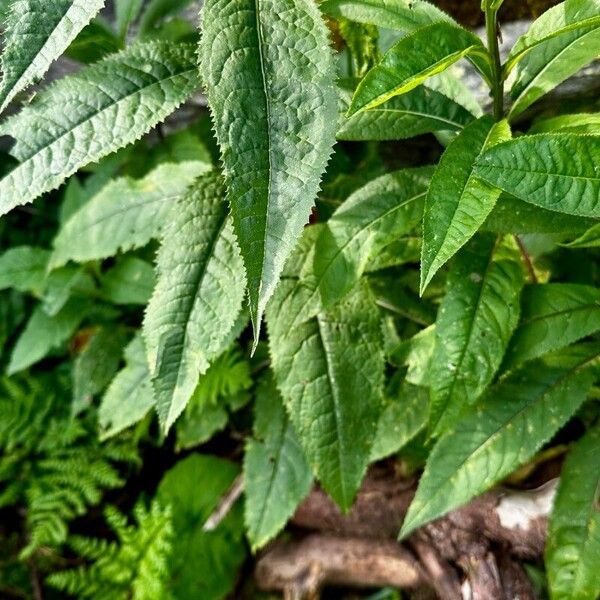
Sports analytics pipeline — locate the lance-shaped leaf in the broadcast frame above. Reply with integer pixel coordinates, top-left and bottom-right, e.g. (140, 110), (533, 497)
(244, 374), (312, 550)
(347, 22), (490, 117)
(314, 167), (432, 308)
(0, 246), (49, 294)
(0, 0), (105, 113)
(321, 0), (452, 32)
(50, 162), (208, 268)
(509, 20), (600, 118)
(401, 343), (600, 538)
(199, 0), (338, 340)
(506, 0), (600, 74)
(530, 112), (600, 134)
(475, 134), (600, 218)
(546, 425), (600, 600)
(505, 284), (600, 367)
(0, 41), (201, 217)
(143, 174), (246, 432)
(420, 117), (510, 294)
(268, 280), (385, 510)
(563, 222), (600, 248)
(428, 235), (524, 435)
(338, 82), (475, 141)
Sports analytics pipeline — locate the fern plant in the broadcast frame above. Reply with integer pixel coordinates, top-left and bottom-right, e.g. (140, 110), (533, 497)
(0, 0), (599, 597)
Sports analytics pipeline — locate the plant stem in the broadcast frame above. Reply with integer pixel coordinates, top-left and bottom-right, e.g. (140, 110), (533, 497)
(485, 7), (504, 121)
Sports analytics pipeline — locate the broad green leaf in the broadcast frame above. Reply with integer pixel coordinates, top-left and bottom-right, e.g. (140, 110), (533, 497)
(321, 0), (452, 32)
(484, 194), (597, 234)
(505, 284), (600, 367)
(41, 265), (95, 316)
(50, 162), (208, 268)
(562, 222), (600, 248)
(0, 0), (104, 113)
(530, 112), (600, 134)
(8, 299), (87, 374)
(420, 117), (510, 294)
(506, 0), (600, 74)
(347, 22), (490, 116)
(157, 454), (246, 600)
(475, 135), (600, 218)
(546, 425), (600, 600)
(0, 42), (202, 217)
(100, 257), (155, 306)
(0, 246), (49, 294)
(509, 21), (600, 118)
(338, 82), (476, 141)
(401, 344), (600, 538)
(99, 334), (154, 440)
(428, 235), (524, 435)
(200, 0), (338, 340)
(314, 167), (432, 308)
(244, 374), (312, 550)
(370, 382), (429, 462)
(143, 174), (246, 432)
(65, 17), (122, 64)
(72, 327), (129, 415)
(268, 281), (385, 509)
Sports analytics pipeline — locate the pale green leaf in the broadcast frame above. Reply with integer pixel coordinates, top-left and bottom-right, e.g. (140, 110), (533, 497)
(0, 246), (49, 294)
(42, 265), (95, 316)
(314, 167), (432, 308)
(100, 257), (155, 306)
(509, 20), (600, 118)
(348, 22), (490, 116)
(562, 222), (600, 247)
(0, 0), (104, 113)
(370, 382), (429, 462)
(475, 134), (600, 218)
(99, 334), (155, 440)
(546, 425), (600, 600)
(8, 299), (87, 374)
(530, 112), (600, 134)
(429, 235), (524, 435)
(268, 281), (385, 510)
(50, 162), (208, 268)
(338, 82), (476, 141)
(0, 41), (202, 217)
(505, 284), (600, 367)
(244, 374), (312, 550)
(143, 174), (246, 432)
(420, 117), (510, 294)
(401, 344), (600, 538)
(200, 0), (338, 339)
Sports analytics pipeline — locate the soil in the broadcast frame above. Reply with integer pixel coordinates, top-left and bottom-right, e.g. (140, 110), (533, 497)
(434, 0), (560, 26)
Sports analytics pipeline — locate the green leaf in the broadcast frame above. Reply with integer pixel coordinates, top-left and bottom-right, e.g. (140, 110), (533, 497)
(268, 281), (385, 509)
(50, 162), (208, 268)
(505, 284), (600, 367)
(244, 374), (312, 550)
(546, 425), (600, 600)
(65, 17), (122, 64)
(8, 299), (87, 374)
(0, 246), (49, 294)
(420, 117), (510, 294)
(509, 19), (600, 118)
(115, 0), (144, 38)
(321, 0), (453, 32)
(314, 167), (432, 308)
(156, 454), (246, 600)
(199, 0), (338, 340)
(563, 222), (600, 248)
(41, 265), (95, 316)
(400, 344), (600, 538)
(347, 22), (490, 117)
(475, 134), (600, 218)
(0, 41), (202, 217)
(338, 82), (476, 141)
(428, 235), (524, 435)
(143, 174), (246, 432)
(139, 0), (193, 33)
(72, 327), (129, 416)
(0, 0), (105, 113)
(100, 257), (155, 306)
(530, 112), (600, 134)
(370, 382), (429, 462)
(506, 0), (600, 74)
(99, 334), (155, 440)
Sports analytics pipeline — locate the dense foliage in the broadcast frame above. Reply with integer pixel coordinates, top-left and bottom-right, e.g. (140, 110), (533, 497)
(0, 0), (599, 598)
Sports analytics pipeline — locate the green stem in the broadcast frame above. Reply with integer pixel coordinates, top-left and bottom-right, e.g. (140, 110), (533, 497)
(485, 7), (504, 121)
